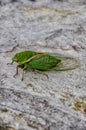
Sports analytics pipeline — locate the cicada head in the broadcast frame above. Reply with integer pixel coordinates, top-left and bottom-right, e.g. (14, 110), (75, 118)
(12, 50), (37, 64)
(12, 53), (20, 63)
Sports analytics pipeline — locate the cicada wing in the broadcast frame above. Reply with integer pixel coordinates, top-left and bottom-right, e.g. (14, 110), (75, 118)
(52, 57), (80, 71)
(46, 53), (80, 71)
(46, 52), (70, 58)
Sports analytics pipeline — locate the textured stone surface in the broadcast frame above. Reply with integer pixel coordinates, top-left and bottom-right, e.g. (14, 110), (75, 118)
(0, 0), (86, 130)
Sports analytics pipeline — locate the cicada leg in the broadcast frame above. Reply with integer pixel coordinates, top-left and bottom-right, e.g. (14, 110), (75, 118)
(7, 61), (14, 65)
(13, 65), (19, 78)
(34, 69), (49, 79)
(21, 65), (28, 81)
(21, 69), (24, 81)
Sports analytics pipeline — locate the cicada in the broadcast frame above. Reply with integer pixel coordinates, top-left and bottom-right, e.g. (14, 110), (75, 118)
(12, 50), (80, 80)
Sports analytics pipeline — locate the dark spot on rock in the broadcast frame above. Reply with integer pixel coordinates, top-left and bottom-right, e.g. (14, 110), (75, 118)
(11, 0), (18, 2)
(1, 108), (8, 113)
(29, 0), (36, 2)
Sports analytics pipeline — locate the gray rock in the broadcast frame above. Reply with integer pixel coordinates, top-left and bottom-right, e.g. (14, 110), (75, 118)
(0, 0), (86, 130)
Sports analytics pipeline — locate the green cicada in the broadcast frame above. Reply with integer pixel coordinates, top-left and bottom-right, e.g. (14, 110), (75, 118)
(12, 50), (80, 80)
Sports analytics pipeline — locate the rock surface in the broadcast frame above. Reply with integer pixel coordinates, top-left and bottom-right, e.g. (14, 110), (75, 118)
(0, 0), (86, 130)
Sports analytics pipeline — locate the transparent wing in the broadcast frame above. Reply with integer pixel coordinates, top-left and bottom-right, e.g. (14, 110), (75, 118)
(45, 52), (80, 71)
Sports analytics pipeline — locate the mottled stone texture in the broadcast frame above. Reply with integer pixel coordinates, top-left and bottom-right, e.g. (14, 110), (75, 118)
(0, 0), (86, 130)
